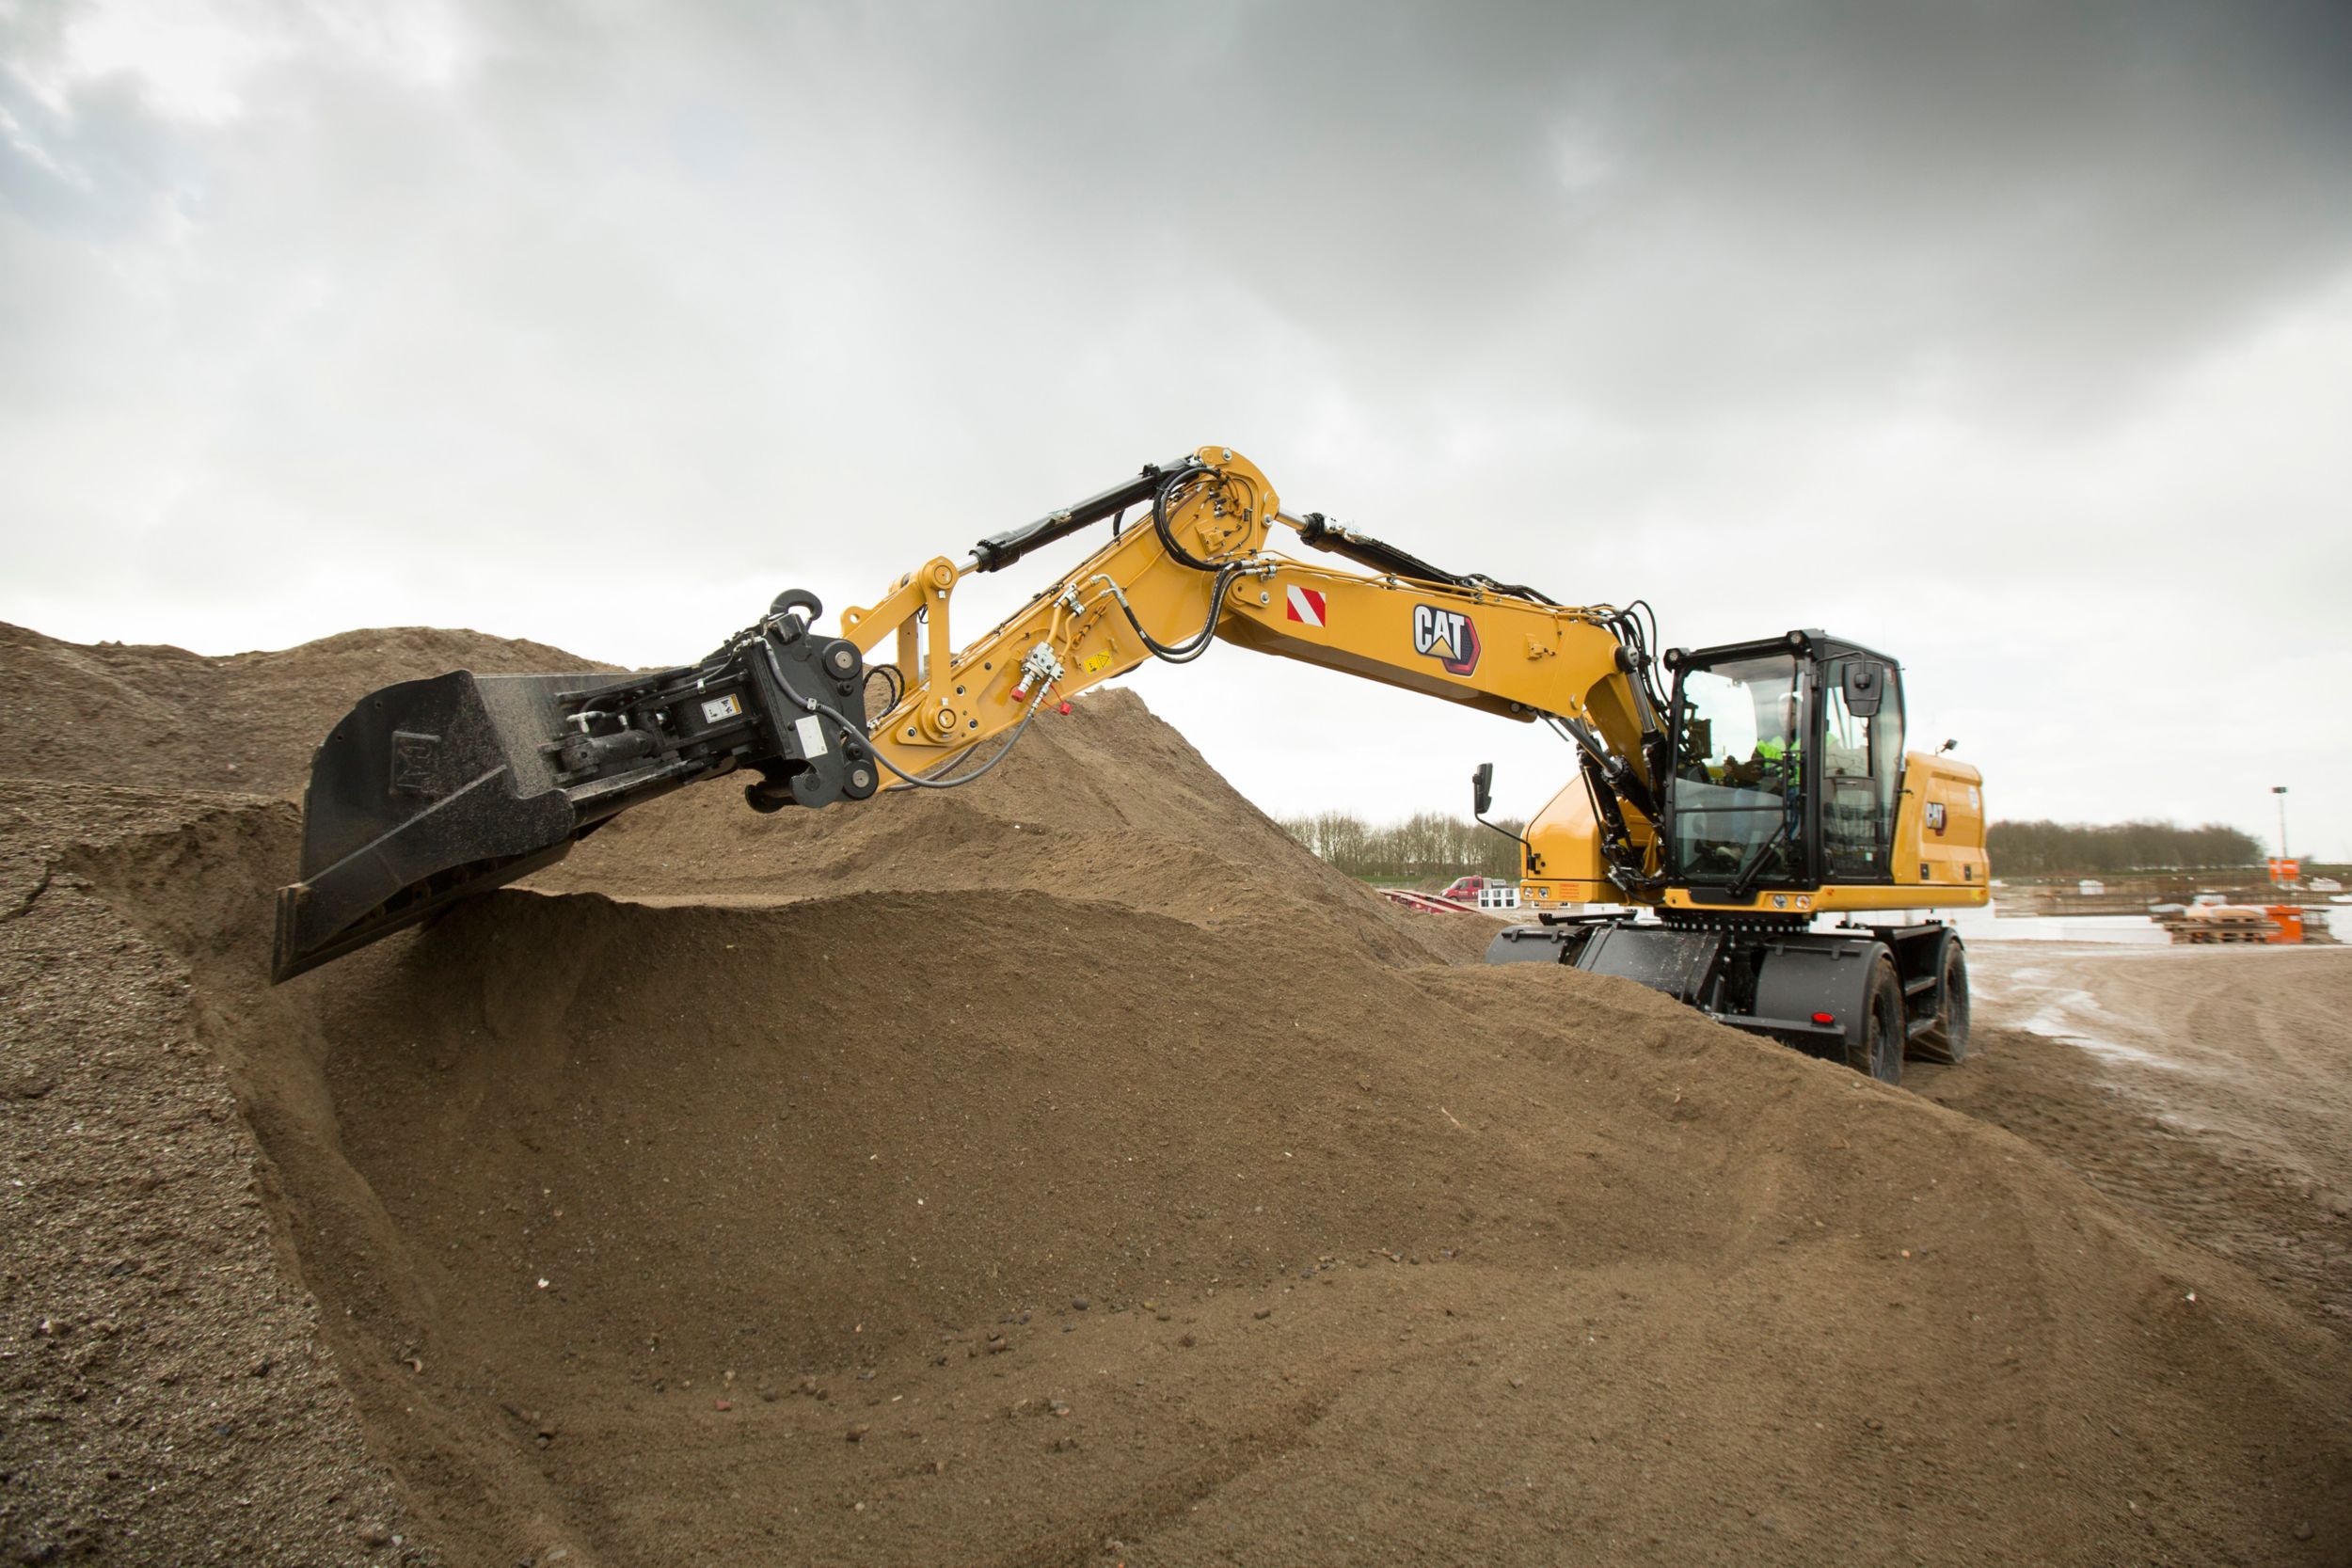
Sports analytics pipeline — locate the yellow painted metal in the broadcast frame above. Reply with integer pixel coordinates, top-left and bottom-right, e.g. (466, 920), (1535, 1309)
(1890, 753), (1991, 897)
(1214, 560), (1640, 739)
(1506, 774), (1650, 906)
(843, 448), (1279, 777)
(835, 443), (1989, 913)
(842, 555), (961, 693)
(1522, 777), (1612, 893)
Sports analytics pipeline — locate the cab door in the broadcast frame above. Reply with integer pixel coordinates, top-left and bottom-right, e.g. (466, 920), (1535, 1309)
(1818, 657), (1904, 882)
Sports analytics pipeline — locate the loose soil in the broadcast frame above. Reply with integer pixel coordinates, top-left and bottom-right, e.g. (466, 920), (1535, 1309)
(0, 622), (612, 799)
(1912, 941), (2352, 1334)
(3, 623), (2347, 1567)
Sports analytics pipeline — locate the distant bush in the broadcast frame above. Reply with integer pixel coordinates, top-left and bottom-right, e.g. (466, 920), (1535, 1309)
(1986, 819), (2263, 877)
(1277, 810), (1525, 883)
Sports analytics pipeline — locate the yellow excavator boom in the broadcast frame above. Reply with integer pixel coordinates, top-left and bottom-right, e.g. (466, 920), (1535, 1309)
(270, 444), (1987, 1084)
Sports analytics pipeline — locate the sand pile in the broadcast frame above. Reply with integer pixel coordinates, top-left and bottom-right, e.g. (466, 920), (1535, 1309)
(529, 686), (1489, 968)
(3, 623), (2348, 1567)
(0, 622), (612, 797)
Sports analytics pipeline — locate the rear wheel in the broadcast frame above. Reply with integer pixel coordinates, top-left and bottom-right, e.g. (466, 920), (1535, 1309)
(1844, 954), (1904, 1085)
(1910, 941), (1972, 1064)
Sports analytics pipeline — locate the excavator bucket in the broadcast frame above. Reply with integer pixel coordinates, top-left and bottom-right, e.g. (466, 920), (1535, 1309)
(270, 669), (619, 983)
(271, 591), (884, 984)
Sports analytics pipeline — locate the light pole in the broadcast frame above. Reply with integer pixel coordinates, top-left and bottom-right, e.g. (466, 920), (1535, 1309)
(2272, 785), (2289, 860)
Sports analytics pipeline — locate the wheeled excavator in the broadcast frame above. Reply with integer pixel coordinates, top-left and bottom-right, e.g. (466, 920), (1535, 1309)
(271, 447), (1990, 1083)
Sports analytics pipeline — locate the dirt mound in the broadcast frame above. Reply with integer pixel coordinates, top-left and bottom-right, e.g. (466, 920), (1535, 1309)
(0, 617), (1478, 966)
(0, 783), (415, 1565)
(532, 687), (1491, 968)
(4, 623), (2349, 1566)
(0, 622), (614, 798)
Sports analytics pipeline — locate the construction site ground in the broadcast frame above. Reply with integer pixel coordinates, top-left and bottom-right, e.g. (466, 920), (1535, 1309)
(2, 622), (2347, 1568)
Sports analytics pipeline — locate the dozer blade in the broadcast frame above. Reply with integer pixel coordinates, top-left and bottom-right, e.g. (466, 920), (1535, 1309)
(270, 669), (628, 983)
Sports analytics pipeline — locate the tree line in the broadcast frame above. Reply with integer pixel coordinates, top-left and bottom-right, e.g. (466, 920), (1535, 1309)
(1280, 810), (2265, 884)
(1277, 811), (1527, 883)
(1983, 819), (2264, 877)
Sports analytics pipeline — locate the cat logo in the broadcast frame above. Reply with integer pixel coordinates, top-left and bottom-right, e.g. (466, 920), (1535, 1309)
(389, 730), (440, 796)
(1925, 801), (1947, 835)
(1411, 604), (1481, 676)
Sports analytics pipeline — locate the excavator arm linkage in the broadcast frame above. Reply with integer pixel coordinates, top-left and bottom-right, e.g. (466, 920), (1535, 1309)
(270, 446), (1666, 982)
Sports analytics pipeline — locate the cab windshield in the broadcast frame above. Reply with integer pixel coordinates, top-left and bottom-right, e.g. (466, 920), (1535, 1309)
(1670, 652), (1805, 885)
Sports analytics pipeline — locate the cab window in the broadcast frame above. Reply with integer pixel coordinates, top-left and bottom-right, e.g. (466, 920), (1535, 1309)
(1670, 653), (1805, 885)
(1819, 658), (1904, 880)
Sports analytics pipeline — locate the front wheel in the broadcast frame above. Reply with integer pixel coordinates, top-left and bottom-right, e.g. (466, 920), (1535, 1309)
(1910, 941), (1972, 1065)
(1844, 954), (1904, 1085)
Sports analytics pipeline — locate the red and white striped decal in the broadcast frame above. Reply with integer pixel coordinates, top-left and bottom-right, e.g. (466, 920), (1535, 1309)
(1284, 585), (1327, 627)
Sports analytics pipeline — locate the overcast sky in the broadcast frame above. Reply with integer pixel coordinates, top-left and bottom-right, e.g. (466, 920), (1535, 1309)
(5, 0), (2349, 857)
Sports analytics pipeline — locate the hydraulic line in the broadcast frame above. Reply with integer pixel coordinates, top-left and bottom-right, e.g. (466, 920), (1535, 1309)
(861, 662), (906, 719)
(1087, 564), (1248, 664)
(859, 549), (1248, 789)
(850, 557), (1249, 791)
(1152, 467), (1220, 572)
(762, 486), (1251, 798)
(760, 622), (1047, 793)
(822, 695), (1046, 792)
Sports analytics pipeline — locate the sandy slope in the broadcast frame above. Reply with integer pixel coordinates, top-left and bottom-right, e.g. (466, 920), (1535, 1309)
(3, 623), (2347, 1567)
(1915, 940), (2352, 1335)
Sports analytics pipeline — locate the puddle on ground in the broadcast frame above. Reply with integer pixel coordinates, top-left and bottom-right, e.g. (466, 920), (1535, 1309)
(2009, 985), (2200, 1074)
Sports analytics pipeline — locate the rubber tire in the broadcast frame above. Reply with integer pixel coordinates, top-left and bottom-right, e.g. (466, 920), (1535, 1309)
(1910, 942), (1973, 1065)
(1844, 954), (1905, 1085)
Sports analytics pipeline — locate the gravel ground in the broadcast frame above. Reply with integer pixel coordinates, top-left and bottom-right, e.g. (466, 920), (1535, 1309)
(1, 783), (424, 1566)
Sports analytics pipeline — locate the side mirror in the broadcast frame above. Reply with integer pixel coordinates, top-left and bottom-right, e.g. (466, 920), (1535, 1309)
(1841, 660), (1885, 719)
(1938, 738), (1958, 754)
(1471, 761), (1495, 818)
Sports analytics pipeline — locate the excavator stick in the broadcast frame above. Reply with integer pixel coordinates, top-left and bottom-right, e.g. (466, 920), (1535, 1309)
(269, 595), (882, 982)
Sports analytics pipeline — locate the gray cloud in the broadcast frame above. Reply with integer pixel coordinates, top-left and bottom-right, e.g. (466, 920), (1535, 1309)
(3, 0), (2348, 852)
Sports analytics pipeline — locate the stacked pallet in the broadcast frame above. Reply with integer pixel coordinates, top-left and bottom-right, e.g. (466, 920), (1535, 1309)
(2164, 904), (2279, 943)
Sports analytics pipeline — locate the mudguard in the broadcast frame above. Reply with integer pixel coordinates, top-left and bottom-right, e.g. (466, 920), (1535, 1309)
(1748, 935), (1883, 1047)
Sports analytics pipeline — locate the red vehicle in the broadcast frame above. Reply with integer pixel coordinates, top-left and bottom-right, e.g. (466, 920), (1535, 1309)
(1439, 875), (1492, 903)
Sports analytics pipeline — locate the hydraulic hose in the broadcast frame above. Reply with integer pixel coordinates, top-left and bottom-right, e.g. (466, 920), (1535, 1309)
(1088, 564), (1246, 664)
(812, 695), (1046, 791)
(760, 622), (1048, 793)
(1152, 468), (1220, 573)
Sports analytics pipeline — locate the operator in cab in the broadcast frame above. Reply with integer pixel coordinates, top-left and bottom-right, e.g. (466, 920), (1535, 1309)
(1755, 691), (1804, 780)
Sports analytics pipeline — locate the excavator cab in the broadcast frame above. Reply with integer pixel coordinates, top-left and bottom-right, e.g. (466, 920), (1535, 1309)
(1492, 627), (1981, 1082)
(1659, 630), (1905, 899)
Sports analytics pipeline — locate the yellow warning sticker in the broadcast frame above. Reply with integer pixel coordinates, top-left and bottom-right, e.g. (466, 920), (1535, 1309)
(1081, 651), (1112, 674)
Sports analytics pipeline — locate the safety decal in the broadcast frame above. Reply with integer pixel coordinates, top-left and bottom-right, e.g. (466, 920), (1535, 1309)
(699, 693), (743, 724)
(1926, 801), (1947, 835)
(1081, 650), (1113, 674)
(1411, 603), (1481, 676)
(1284, 586), (1327, 627)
